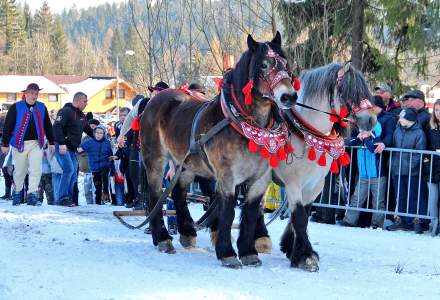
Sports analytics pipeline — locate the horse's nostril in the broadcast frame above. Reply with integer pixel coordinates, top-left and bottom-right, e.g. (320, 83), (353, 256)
(281, 93), (297, 105)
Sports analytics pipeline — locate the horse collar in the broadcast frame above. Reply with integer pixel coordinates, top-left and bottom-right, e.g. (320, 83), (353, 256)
(220, 85), (294, 168)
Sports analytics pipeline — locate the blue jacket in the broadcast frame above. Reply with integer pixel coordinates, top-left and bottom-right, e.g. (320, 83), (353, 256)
(80, 138), (113, 172)
(349, 122), (383, 178)
(10, 100), (46, 152)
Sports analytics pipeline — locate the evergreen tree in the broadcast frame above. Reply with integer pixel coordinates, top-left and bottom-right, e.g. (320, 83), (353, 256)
(51, 17), (68, 74)
(34, 0), (53, 36)
(23, 2), (32, 38)
(0, 0), (24, 55)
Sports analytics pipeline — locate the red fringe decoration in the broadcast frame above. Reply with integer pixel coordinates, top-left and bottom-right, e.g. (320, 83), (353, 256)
(330, 159), (339, 174)
(213, 78), (224, 93)
(317, 152), (326, 166)
(270, 155), (279, 168)
(338, 152), (351, 166)
(329, 109), (339, 123)
(242, 79), (254, 105)
(339, 120), (348, 127)
(260, 146), (270, 159)
(339, 105), (348, 118)
(248, 140), (259, 153)
(179, 82), (189, 92)
(284, 142), (294, 154)
(277, 146), (287, 161)
(293, 77), (301, 91)
(131, 116), (140, 130)
(308, 146), (316, 161)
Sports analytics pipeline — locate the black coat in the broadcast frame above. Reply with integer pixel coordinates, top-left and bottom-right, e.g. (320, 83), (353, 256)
(53, 103), (93, 151)
(417, 108), (431, 135)
(426, 125), (440, 183)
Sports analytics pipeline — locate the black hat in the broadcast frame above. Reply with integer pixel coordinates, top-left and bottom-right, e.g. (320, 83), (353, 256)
(371, 95), (386, 109)
(88, 119), (100, 126)
(148, 81), (169, 93)
(22, 83), (42, 92)
(131, 94), (145, 106)
(399, 107), (417, 122)
(404, 90), (425, 102)
(85, 112), (94, 121)
(188, 83), (206, 94)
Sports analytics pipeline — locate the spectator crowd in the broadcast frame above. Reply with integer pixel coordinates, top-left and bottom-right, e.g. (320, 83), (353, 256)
(0, 81), (439, 236)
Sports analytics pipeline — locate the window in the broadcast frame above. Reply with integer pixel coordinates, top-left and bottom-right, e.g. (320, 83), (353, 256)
(48, 94), (58, 102)
(6, 93), (16, 101)
(105, 89), (113, 99)
(117, 89), (125, 99)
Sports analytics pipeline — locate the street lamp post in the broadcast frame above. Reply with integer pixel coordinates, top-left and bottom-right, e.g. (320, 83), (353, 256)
(116, 50), (135, 120)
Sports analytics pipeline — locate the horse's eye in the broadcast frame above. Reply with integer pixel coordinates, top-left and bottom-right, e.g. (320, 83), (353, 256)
(261, 62), (269, 70)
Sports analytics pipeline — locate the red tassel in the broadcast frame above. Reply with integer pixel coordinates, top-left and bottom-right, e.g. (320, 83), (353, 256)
(317, 152), (326, 166)
(308, 147), (316, 161)
(277, 146), (287, 160)
(270, 155), (279, 168)
(338, 152), (351, 167)
(179, 82), (189, 92)
(339, 105), (348, 119)
(293, 77), (301, 91)
(330, 159), (339, 174)
(339, 120), (348, 128)
(213, 78), (224, 93)
(329, 109), (339, 123)
(131, 116), (140, 130)
(248, 139), (259, 153)
(242, 79), (254, 105)
(260, 146), (270, 159)
(284, 142), (294, 154)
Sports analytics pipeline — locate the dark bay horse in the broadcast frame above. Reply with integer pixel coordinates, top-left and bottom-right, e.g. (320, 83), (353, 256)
(139, 32), (297, 268)
(252, 62), (376, 271)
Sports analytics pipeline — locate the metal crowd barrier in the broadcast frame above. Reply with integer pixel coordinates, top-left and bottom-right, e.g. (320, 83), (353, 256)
(313, 146), (440, 235)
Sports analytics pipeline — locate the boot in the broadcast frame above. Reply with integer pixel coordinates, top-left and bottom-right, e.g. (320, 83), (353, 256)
(27, 193), (42, 206)
(12, 192), (21, 206)
(0, 186), (11, 199)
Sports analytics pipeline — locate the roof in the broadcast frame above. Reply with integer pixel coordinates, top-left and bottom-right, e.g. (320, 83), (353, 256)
(44, 75), (88, 85)
(0, 75), (65, 94)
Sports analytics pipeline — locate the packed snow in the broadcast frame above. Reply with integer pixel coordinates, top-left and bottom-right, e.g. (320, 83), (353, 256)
(1, 179), (439, 300)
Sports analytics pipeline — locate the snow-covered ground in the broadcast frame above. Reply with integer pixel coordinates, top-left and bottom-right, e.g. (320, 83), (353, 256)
(1, 188), (440, 300)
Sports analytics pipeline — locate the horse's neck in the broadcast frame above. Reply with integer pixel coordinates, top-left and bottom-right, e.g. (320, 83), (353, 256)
(297, 94), (334, 134)
(248, 100), (272, 127)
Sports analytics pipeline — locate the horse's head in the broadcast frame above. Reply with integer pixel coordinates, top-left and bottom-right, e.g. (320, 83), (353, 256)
(231, 32), (297, 109)
(334, 63), (376, 132)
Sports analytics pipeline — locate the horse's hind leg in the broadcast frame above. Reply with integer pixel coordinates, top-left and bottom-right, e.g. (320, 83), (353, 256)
(172, 174), (197, 248)
(281, 203), (319, 272)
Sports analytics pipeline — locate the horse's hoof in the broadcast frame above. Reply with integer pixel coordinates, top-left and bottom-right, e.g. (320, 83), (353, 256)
(255, 236), (272, 254)
(157, 240), (176, 254)
(295, 254), (319, 272)
(221, 256), (242, 269)
(241, 254), (262, 267)
(179, 235), (196, 249)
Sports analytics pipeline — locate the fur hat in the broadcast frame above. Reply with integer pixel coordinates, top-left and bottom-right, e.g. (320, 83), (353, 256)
(399, 107), (417, 122)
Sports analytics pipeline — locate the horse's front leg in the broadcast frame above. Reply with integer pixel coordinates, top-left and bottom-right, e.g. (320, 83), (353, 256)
(216, 191), (241, 268)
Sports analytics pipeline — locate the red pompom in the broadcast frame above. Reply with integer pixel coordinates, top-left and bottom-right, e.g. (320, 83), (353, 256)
(242, 79), (254, 105)
(329, 109), (339, 123)
(270, 155), (279, 168)
(317, 152), (327, 166)
(293, 77), (301, 91)
(260, 146), (270, 159)
(284, 142), (294, 154)
(330, 159), (339, 174)
(338, 152), (351, 166)
(248, 139), (259, 153)
(339, 105), (348, 119)
(308, 146), (316, 161)
(213, 78), (224, 93)
(277, 146), (287, 161)
(131, 116), (140, 130)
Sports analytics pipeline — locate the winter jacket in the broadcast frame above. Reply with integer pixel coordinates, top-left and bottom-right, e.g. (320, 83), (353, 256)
(80, 137), (113, 173)
(426, 124), (440, 183)
(386, 99), (401, 115)
(377, 110), (397, 147)
(349, 122), (383, 178)
(78, 135), (92, 173)
(391, 122), (426, 176)
(53, 103), (93, 151)
(416, 108), (431, 135)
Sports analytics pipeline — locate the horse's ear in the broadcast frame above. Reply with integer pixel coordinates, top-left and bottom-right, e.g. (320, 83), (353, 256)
(247, 34), (258, 52)
(271, 31), (282, 47)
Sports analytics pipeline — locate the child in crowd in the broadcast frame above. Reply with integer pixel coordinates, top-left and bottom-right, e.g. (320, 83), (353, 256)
(38, 143), (55, 205)
(78, 125), (116, 205)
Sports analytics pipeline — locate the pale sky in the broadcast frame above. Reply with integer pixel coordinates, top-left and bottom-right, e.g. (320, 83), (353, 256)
(20, 0), (127, 14)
